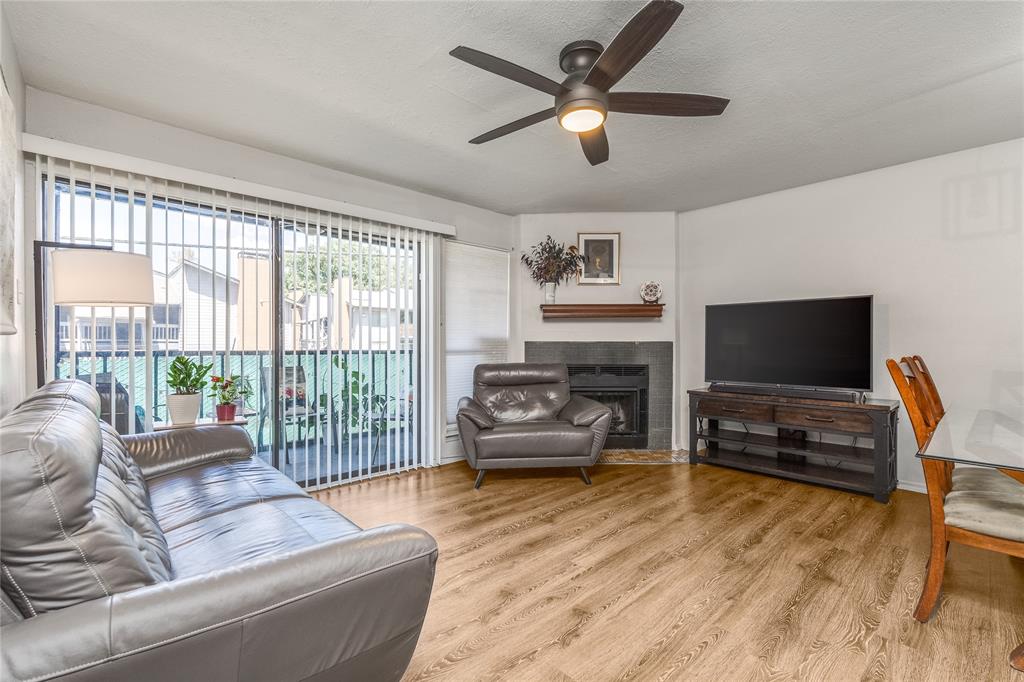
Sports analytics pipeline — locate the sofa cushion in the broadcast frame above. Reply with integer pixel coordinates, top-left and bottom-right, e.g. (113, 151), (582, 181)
(475, 421), (594, 459)
(945, 466), (1024, 542)
(96, 421), (173, 578)
(166, 497), (362, 579)
(0, 387), (170, 615)
(148, 458), (309, 532)
(16, 378), (101, 416)
(1, 591), (22, 625)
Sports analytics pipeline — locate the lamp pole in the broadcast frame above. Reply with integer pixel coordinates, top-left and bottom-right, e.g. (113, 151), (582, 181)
(33, 240), (114, 387)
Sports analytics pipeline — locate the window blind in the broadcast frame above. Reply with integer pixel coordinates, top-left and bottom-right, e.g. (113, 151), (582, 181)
(444, 241), (510, 424)
(31, 153), (443, 490)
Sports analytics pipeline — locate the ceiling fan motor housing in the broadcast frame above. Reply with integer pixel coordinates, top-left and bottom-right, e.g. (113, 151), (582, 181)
(557, 42), (609, 123)
(555, 72), (609, 122)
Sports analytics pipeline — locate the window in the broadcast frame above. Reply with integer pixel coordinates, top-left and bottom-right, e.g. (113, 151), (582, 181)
(444, 242), (510, 424)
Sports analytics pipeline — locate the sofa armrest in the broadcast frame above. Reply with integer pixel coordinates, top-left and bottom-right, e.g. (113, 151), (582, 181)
(1, 524), (438, 682)
(559, 395), (612, 427)
(122, 425), (254, 479)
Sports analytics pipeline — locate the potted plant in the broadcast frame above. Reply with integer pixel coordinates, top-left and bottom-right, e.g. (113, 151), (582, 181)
(209, 374), (252, 422)
(520, 235), (585, 304)
(165, 356), (213, 424)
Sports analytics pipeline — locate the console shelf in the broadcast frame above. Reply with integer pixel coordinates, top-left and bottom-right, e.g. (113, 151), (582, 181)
(704, 445), (876, 495)
(698, 427), (874, 464)
(688, 388), (899, 502)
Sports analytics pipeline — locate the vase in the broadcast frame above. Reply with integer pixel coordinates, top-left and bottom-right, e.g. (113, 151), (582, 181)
(543, 282), (557, 304)
(167, 393), (201, 425)
(216, 403), (237, 422)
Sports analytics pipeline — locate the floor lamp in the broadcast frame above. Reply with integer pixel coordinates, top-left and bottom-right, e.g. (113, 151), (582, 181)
(34, 240), (154, 387)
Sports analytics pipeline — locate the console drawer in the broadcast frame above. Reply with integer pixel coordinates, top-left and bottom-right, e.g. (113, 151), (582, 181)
(696, 399), (773, 423)
(774, 406), (873, 434)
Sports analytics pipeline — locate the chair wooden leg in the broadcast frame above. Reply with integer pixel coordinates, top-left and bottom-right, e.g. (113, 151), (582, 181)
(914, 526), (948, 622)
(579, 467), (592, 485)
(473, 470), (486, 489)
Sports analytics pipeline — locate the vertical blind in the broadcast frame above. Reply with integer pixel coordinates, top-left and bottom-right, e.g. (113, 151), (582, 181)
(444, 241), (510, 424)
(32, 153), (443, 489)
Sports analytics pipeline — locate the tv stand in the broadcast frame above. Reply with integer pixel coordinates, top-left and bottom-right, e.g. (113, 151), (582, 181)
(688, 388), (899, 502)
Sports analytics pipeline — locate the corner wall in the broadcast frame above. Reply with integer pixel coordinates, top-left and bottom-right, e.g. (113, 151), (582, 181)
(512, 211), (681, 446)
(677, 138), (1024, 491)
(513, 212), (678, 347)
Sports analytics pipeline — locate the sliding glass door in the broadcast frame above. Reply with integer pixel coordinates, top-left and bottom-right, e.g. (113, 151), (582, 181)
(36, 155), (439, 488)
(275, 213), (424, 486)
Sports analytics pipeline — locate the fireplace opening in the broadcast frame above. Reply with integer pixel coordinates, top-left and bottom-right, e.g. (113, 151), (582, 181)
(567, 365), (649, 449)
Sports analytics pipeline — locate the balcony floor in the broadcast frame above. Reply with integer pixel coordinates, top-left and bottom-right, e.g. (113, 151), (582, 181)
(254, 431), (416, 486)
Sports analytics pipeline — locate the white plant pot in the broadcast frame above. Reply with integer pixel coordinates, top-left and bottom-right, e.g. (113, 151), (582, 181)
(167, 393), (201, 425)
(543, 282), (557, 304)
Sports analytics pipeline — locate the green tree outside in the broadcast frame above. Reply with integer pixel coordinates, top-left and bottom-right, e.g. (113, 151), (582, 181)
(284, 243), (414, 294)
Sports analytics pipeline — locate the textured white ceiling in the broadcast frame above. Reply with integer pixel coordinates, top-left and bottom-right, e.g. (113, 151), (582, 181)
(5, 1), (1022, 214)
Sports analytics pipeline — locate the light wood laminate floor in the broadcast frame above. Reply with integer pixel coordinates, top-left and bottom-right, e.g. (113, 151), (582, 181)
(314, 460), (1024, 681)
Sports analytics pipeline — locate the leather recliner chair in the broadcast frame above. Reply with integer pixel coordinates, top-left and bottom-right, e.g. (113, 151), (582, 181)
(456, 363), (613, 488)
(0, 380), (437, 681)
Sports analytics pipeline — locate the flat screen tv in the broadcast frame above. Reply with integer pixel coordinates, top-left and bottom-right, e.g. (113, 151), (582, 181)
(705, 296), (873, 391)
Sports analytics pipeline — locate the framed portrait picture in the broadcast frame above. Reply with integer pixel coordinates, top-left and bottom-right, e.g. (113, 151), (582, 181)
(577, 232), (620, 285)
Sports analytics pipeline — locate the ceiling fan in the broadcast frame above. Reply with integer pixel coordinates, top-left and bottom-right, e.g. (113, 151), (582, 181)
(449, 0), (729, 166)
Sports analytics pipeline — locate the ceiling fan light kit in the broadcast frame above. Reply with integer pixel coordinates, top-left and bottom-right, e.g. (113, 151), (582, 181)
(450, 0), (729, 166)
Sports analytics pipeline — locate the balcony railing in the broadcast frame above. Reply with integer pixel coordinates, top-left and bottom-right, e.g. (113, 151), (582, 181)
(55, 349), (415, 486)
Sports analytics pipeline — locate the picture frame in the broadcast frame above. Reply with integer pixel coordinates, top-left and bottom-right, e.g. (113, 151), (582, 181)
(577, 232), (620, 285)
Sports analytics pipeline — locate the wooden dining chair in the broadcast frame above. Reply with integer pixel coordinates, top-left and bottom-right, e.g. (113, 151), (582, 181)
(887, 356), (1024, 623)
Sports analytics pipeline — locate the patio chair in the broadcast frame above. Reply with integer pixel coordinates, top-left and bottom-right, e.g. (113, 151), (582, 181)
(258, 365), (332, 464)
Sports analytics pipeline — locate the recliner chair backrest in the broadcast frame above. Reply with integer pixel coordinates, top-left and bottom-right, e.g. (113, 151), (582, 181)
(473, 363), (570, 423)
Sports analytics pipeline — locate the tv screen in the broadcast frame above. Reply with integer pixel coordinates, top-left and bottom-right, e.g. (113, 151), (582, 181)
(705, 296), (873, 391)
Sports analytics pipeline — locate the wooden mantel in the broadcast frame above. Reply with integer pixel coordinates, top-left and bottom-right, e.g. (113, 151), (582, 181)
(540, 303), (665, 319)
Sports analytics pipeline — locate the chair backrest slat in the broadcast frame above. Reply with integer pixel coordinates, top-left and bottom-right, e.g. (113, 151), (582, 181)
(886, 357), (933, 449)
(910, 355), (945, 421)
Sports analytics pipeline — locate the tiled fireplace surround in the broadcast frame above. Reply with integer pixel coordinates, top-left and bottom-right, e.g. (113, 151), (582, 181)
(524, 342), (673, 450)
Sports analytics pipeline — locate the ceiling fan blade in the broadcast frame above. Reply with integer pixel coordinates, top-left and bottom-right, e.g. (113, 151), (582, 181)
(469, 108), (557, 144)
(579, 126), (609, 166)
(450, 46), (567, 97)
(609, 92), (729, 116)
(583, 0), (684, 91)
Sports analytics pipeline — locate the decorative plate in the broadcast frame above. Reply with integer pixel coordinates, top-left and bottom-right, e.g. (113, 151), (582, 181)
(640, 281), (663, 303)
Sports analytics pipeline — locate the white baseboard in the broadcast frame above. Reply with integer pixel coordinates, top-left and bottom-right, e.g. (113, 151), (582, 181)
(896, 480), (927, 494)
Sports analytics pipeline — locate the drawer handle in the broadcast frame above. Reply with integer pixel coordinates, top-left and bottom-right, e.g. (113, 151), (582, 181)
(804, 415), (835, 423)
(721, 407), (746, 414)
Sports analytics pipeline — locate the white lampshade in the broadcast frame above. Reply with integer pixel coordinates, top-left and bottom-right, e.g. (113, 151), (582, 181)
(51, 249), (155, 306)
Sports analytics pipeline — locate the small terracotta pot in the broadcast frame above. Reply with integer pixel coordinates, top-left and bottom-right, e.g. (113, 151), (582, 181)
(215, 403), (237, 422)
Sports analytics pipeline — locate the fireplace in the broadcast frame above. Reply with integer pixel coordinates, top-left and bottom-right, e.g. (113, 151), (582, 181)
(567, 364), (649, 449)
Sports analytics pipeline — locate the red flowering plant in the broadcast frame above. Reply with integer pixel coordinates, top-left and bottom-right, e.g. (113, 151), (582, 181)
(208, 374), (253, 406)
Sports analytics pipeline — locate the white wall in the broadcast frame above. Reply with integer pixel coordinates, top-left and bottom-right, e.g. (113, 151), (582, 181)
(514, 212), (677, 351)
(0, 5), (26, 415)
(26, 89), (516, 250)
(677, 138), (1023, 491)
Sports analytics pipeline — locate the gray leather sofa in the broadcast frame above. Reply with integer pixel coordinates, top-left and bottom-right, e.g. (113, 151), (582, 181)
(0, 380), (437, 682)
(456, 363), (613, 488)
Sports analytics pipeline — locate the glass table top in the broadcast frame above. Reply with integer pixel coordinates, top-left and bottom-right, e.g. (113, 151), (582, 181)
(919, 403), (1024, 472)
